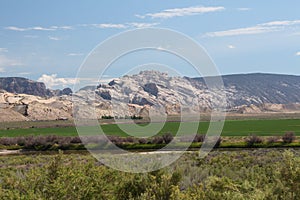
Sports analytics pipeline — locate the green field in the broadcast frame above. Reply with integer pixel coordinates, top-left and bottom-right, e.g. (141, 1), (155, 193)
(1, 118), (300, 137)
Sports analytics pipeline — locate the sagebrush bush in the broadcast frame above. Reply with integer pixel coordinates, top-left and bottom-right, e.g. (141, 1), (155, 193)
(152, 136), (164, 144)
(138, 138), (147, 144)
(162, 132), (174, 144)
(193, 134), (205, 143)
(267, 136), (279, 144)
(245, 134), (263, 146)
(282, 131), (296, 143)
(1, 149), (300, 199)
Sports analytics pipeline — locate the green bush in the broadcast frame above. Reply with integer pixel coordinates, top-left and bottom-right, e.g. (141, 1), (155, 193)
(282, 131), (296, 143)
(245, 134), (263, 147)
(0, 149), (300, 199)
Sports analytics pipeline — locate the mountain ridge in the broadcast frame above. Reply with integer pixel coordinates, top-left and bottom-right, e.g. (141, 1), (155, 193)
(0, 77), (72, 97)
(2, 71), (300, 121)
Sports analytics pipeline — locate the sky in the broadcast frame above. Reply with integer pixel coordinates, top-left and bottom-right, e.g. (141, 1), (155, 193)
(0, 0), (300, 89)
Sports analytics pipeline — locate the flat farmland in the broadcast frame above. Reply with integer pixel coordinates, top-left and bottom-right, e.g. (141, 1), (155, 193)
(0, 118), (300, 137)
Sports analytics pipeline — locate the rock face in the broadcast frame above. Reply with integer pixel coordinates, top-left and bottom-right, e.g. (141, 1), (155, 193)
(189, 73), (300, 107)
(73, 70), (203, 118)
(0, 91), (72, 121)
(75, 71), (300, 118)
(0, 77), (72, 97)
(52, 88), (73, 96)
(2, 71), (300, 122)
(0, 77), (52, 97)
(143, 83), (158, 97)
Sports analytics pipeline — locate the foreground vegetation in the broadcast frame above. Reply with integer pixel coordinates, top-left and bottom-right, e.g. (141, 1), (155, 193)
(1, 119), (300, 137)
(0, 132), (299, 151)
(0, 149), (299, 199)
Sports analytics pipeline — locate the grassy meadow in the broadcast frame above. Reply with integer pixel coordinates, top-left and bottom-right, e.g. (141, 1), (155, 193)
(1, 118), (300, 137)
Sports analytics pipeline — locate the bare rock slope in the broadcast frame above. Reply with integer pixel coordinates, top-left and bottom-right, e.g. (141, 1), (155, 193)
(2, 71), (300, 121)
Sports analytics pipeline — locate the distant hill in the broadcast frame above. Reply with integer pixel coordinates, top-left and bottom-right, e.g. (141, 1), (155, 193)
(189, 73), (300, 107)
(0, 77), (72, 97)
(2, 72), (300, 122)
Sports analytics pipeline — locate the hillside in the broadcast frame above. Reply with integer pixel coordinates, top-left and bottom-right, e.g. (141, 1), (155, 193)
(190, 73), (300, 107)
(2, 71), (300, 121)
(0, 77), (72, 97)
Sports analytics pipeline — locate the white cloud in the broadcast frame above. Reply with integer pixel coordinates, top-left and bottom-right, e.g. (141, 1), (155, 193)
(48, 36), (63, 41)
(5, 25), (72, 32)
(50, 26), (72, 30)
(205, 19), (300, 37)
(128, 22), (159, 28)
(261, 20), (300, 26)
(17, 72), (31, 75)
(228, 45), (236, 49)
(137, 6), (225, 19)
(37, 74), (78, 89)
(86, 22), (159, 29)
(0, 55), (23, 67)
(67, 53), (85, 56)
(5, 26), (27, 31)
(206, 26), (278, 37)
(92, 23), (127, 29)
(32, 26), (55, 31)
(0, 48), (8, 53)
(37, 74), (111, 89)
(296, 52), (300, 56)
(0, 67), (5, 73)
(7, 22), (157, 33)
(237, 8), (251, 11)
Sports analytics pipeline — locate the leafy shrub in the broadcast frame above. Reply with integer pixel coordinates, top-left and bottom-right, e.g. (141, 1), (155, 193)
(123, 137), (136, 143)
(101, 115), (114, 119)
(138, 138), (147, 144)
(214, 137), (222, 148)
(162, 132), (174, 144)
(0, 137), (15, 146)
(108, 136), (123, 145)
(152, 136), (164, 144)
(245, 134), (263, 146)
(267, 136), (280, 144)
(131, 115), (143, 120)
(282, 131), (296, 143)
(70, 136), (82, 143)
(1, 149), (300, 199)
(193, 134), (205, 143)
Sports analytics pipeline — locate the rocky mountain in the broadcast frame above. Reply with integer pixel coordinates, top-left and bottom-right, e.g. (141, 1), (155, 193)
(2, 71), (300, 121)
(0, 77), (72, 97)
(73, 71), (300, 118)
(189, 73), (300, 108)
(0, 91), (72, 122)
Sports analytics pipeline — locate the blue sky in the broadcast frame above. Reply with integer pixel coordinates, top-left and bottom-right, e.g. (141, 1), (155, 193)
(0, 0), (300, 89)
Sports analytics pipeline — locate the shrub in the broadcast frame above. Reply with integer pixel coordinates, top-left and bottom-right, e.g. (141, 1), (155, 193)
(138, 138), (147, 144)
(101, 115), (114, 119)
(108, 136), (123, 144)
(131, 115), (143, 120)
(123, 137), (135, 143)
(245, 134), (263, 147)
(162, 132), (174, 144)
(267, 136), (279, 144)
(282, 132), (296, 143)
(0, 137), (16, 146)
(152, 136), (164, 144)
(70, 136), (82, 144)
(193, 134), (205, 143)
(214, 137), (222, 148)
